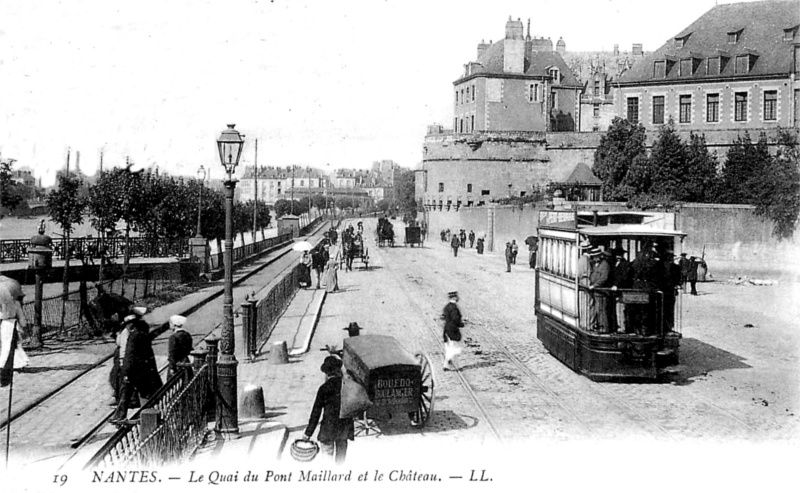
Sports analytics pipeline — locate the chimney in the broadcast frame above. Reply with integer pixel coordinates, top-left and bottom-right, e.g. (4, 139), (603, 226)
(556, 36), (566, 54)
(613, 44), (619, 57)
(632, 43), (643, 56)
(477, 39), (490, 59)
(503, 17), (525, 73)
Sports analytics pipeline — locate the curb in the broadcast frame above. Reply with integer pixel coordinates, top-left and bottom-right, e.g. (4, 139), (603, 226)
(288, 290), (327, 357)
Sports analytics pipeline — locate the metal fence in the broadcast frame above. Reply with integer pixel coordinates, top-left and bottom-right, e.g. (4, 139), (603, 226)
(85, 365), (209, 468)
(19, 263), (183, 341)
(244, 264), (302, 359)
(0, 236), (189, 264)
(208, 233), (292, 271)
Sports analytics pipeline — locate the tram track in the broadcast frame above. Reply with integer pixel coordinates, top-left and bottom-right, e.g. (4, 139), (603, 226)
(371, 223), (759, 441)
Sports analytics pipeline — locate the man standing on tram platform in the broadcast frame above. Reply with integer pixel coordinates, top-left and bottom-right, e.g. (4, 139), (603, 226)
(589, 249), (613, 333)
(610, 247), (633, 333)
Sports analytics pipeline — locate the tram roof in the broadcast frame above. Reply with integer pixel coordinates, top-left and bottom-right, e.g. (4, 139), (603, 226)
(580, 225), (686, 237)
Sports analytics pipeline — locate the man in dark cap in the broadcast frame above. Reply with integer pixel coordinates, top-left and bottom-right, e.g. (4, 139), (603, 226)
(304, 355), (354, 464)
(442, 291), (464, 371)
(589, 249), (613, 333)
(343, 322), (362, 338)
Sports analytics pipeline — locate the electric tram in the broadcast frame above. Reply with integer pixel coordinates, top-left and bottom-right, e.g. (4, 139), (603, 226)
(535, 210), (686, 382)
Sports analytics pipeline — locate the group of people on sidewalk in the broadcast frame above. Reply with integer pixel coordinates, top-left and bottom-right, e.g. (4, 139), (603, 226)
(109, 308), (193, 425)
(299, 243), (340, 293)
(442, 228), (484, 256)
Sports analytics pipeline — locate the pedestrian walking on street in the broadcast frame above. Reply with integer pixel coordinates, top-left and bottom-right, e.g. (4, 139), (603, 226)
(323, 253), (340, 293)
(450, 233), (460, 257)
(459, 230), (467, 248)
(468, 230), (475, 249)
(299, 252), (313, 288)
(476, 237), (484, 254)
(510, 240), (519, 264)
(311, 247), (328, 289)
(678, 252), (691, 289)
(304, 355), (354, 464)
(525, 236), (538, 269)
(1, 277), (29, 388)
(687, 256), (700, 296)
(167, 315), (192, 380)
(505, 242), (513, 272)
(112, 307), (162, 425)
(442, 291), (464, 371)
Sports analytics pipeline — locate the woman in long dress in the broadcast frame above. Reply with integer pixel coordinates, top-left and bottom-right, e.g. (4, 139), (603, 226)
(323, 254), (339, 293)
(298, 252), (313, 288)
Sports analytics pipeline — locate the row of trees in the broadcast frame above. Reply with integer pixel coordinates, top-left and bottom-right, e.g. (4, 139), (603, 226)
(45, 168), (272, 275)
(594, 118), (800, 238)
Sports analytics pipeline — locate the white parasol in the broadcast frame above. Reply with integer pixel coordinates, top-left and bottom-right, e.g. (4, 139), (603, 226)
(292, 241), (314, 252)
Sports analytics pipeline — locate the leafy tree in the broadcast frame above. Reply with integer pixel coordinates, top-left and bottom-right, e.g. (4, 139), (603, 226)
(647, 119), (688, 200)
(754, 128), (800, 239)
(683, 132), (720, 203)
(394, 169), (417, 216)
(593, 117), (648, 201)
(376, 199), (392, 213)
(718, 132), (772, 204)
(0, 159), (24, 218)
(47, 172), (88, 333)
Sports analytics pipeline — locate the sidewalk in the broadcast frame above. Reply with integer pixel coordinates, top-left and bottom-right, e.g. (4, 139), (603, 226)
(1, 221), (331, 469)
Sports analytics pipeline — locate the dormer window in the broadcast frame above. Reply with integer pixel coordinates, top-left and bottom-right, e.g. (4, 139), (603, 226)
(728, 29), (743, 44)
(674, 33), (691, 48)
(784, 26), (798, 42)
(653, 60), (666, 78)
(548, 67), (560, 83)
(734, 52), (758, 74)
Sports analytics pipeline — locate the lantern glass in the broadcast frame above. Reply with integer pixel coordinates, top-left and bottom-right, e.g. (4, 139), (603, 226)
(216, 124), (245, 175)
(197, 165), (206, 181)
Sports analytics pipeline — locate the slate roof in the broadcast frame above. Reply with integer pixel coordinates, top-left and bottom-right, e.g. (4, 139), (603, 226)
(619, 0), (800, 84)
(555, 162), (602, 185)
(457, 39), (583, 88)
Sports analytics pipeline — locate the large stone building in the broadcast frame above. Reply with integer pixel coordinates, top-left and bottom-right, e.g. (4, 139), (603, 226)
(419, 18), (593, 210)
(616, 1), (799, 133)
(238, 166), (328, 205)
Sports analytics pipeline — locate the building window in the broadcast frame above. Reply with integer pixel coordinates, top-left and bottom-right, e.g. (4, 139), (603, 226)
(707, 57), (720, 76)
(472, 84), (476, 101)
(707, 93), (719, 122)
(460, 118), (464, 133)
(735, 92), (747, 121)
(680, 59), (693, 77)
(626, 97), (639, 124)
(461, 89), (465, 103)
(594, 79), (600, 96)
(471, 115), (475, 131)
(438, 183), (444, 192)
(454, 117), (457, 130)
(551, 91), (557, 110)
(481, 190), (490, 196)
(455, 91), (458, 104)
(593, 104), (600, 117)
(728, 30), (741, 44)
(653, 60), (666, 78)
(467, 184), (472, 193)
(763, 90), (777, 120)
(784, 28), (797, 42)
(529, 84), (535, 102)
(548, 68), (560, 82)
(679, 95), (692, 123)
(652, 96), (665, 124)
(735, 55), (750, 74)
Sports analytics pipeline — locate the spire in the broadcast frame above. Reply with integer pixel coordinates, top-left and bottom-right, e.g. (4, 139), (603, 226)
(527, 19), (531, 40)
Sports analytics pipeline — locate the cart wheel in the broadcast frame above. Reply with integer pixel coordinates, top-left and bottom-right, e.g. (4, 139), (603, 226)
(412, 353), (435, 427)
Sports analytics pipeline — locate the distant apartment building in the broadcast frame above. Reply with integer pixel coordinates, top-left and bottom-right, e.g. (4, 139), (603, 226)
(616, 1), (799, 132)
(238, 166), (328, 204)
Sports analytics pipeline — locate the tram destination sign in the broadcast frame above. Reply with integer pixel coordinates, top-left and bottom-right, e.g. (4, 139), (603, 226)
(539, 210), (577, 227)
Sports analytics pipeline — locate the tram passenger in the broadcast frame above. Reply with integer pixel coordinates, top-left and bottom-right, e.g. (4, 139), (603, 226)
(610, 247), (633, 333)
(577, 240), (593, 329)
(660, 252), (682, 332)
(589, 249), (613, 333)
(631, 244), (662, 335)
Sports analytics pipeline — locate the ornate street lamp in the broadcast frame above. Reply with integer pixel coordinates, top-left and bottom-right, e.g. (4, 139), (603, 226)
(196, 165), (206, 237)
(216, 123), (245, 435)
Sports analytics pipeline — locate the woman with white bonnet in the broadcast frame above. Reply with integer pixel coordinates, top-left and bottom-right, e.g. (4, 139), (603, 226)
(167, 315), (192, 380)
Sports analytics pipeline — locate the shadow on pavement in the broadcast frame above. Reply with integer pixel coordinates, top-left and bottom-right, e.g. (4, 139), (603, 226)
(666, 336), (751, 385)
(18, 363), (98, 373)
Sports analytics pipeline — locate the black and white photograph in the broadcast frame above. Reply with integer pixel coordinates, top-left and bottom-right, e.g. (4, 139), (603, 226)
(1, 0), (798, 491)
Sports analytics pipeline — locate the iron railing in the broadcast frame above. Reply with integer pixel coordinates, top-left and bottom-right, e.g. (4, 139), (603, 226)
(245, 264), (302, 358)
(85, 365), (209, 469)
(19, 263), (183, 341)
(208, 233), (292, 271)
(0, 236), (190, 264)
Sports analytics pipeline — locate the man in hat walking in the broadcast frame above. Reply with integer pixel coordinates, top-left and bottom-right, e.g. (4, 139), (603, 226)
(450, 232), (461, 257)
(167, 315), (192, 380)
(304, 355), (354, 464)
(442, 291), (464, 371)
(505, 242), (513, 272)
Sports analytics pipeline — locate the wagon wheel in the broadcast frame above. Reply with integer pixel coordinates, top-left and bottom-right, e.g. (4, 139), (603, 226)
(411, 353), (435, 427)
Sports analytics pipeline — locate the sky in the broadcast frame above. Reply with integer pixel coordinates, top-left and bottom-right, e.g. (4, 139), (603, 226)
(1, 0), (751, 186)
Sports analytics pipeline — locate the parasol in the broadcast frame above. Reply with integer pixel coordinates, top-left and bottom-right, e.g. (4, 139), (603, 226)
(292, 241), (314, 252)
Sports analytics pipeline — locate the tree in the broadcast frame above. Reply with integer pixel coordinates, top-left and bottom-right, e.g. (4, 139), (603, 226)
(718, 132), (772, 204)
(0, 159), (24, 218)
(754, 128), (800, 239)
(47, 172), (88, 333)
(683, 132), (720, 203)
(647, 119), (688, 200)
(394, 169), (417, 216)
(593, 117), (648, 201)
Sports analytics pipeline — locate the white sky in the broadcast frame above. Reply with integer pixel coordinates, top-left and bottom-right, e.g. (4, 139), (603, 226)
(1, 0), (749, 186)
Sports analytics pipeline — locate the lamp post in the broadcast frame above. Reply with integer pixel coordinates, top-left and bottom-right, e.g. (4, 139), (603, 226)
(190, 166), (209, 273)
(216, 123), (245, 436)
(196, 165), (206, 237)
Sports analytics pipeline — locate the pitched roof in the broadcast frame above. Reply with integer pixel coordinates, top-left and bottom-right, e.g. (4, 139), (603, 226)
(619, 0), (799, 84)
(460, 39), (582, 87)
(556, 162), (602, 185)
